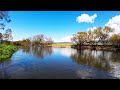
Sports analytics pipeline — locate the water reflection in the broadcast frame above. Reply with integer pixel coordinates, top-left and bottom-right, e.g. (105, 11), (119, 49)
(58, 48), (77, 57)
(110, 51), (120, 62)
(0, 58), (13, 79)
(19, 47), (120, 73)
(0, 47), (120, 79)
(70, 50), (111, 72)
(20, 46), (53, 59)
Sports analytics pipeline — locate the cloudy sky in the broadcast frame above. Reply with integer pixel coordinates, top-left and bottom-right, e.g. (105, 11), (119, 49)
(5, 11), (120, 42)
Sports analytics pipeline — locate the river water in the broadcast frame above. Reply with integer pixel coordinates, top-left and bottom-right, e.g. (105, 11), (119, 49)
(0, 46), (120, 79)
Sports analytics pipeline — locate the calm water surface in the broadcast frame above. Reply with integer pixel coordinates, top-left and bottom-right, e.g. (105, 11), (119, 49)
(0, 46), (120, 79)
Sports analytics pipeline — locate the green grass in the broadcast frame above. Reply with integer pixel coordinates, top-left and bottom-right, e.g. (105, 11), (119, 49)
(50, 43), (73, 48)
(0, 44), (18, 60)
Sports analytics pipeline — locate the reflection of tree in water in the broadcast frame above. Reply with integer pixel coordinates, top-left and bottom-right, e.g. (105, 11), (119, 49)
(70, 50), (112, 72)
(0, 59), (12, 79)
(110, 51), (120, 62)
(0, 58), (11, 63)
(21, 46), (53, 59)
(31, 46), (52, 58)
(21, 46), (31, 53)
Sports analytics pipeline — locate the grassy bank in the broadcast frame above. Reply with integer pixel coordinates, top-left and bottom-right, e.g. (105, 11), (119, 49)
(50, 43), (73, 48)
(0, 44), (18, 60)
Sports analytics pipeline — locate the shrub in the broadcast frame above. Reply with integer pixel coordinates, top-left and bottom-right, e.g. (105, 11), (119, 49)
(0, 44), (18, 60)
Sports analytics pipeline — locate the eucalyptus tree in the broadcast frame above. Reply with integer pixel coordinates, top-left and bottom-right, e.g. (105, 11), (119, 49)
(93, 26), (114, 45)
(86, 30), (95, 45)
(71, 32), (87, 46)
(109, 34), (120, 46)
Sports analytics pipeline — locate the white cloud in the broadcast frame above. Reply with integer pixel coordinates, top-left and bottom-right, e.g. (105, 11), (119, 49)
(76, 13), (97, 23)
(105, 15), (120, 34)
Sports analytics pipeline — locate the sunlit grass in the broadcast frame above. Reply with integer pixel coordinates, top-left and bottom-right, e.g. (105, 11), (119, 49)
(50, 43), (73, 48)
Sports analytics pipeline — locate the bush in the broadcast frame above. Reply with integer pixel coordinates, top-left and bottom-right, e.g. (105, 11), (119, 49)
(0, 44), (18, 60)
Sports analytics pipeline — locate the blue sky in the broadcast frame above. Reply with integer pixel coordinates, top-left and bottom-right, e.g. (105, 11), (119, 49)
(4, 11), (120, 42)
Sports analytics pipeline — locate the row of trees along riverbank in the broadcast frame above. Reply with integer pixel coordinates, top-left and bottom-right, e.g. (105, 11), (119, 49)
(71, 26), (120, 51)
(13, 34), (54, 47)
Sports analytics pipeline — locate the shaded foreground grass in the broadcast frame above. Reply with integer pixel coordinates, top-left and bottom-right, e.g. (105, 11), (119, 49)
(0, 44), (18, 60)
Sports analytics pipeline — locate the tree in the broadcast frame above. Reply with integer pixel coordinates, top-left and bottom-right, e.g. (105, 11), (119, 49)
(3, 29), (13, 41)
(93, 26), (114, 45)
(71, 34), (79, 44)
(0, 11), (12, 43)
(71, 32), (87, 46)
(29, 34), (53, 46)
(109, 34), (120, 46)
(45, 37), (54, 45)
(32, 34), (45, 45)
(86, 30), (95, 45)
(103, 26), (114, 43)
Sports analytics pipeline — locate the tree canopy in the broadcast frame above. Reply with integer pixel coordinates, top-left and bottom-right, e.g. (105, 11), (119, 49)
(71, 26), (114, 46)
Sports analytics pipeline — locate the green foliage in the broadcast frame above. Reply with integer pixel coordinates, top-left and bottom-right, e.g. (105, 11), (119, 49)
(0, 44), (18, 60)
(13, 39), (30, 46)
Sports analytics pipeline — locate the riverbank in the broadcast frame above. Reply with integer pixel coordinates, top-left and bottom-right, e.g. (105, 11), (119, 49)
(50, 43), (119, 51)
(0, 44), (18, 60)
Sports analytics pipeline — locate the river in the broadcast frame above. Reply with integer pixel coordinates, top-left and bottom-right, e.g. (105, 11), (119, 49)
(0, 46), (120, 79)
